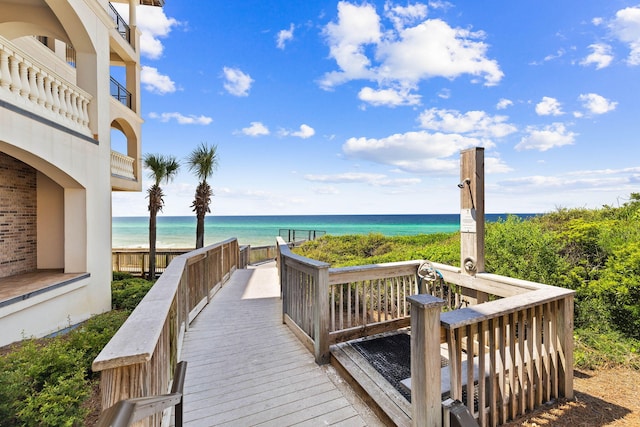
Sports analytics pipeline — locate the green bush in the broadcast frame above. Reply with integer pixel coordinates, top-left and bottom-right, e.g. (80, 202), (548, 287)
(111, 277), (154, 311)
(67, 310), (129, 379)
(485, 215), (569, 285)
(112, 271), (133, 281)
(591, 242), (640, 340)
(0, 339), (89, 427)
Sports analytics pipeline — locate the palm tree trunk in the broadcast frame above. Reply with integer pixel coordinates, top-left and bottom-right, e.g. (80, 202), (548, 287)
(196, 212), (205, 249)
(149, 211), (157, 280)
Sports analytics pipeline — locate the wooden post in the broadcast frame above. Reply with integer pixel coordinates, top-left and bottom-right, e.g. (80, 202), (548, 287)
(557, 294), (574, 399)
(408, 294), (446, 427)
(314, 264), (330, 364)
(460, 147), (485, 275)
(460, 148), (486, 304)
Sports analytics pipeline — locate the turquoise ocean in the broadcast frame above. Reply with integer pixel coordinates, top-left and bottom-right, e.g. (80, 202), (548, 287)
(113, 214), (534, 249)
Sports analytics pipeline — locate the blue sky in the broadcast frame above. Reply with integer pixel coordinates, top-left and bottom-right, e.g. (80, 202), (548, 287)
(112, 1), (640, 217)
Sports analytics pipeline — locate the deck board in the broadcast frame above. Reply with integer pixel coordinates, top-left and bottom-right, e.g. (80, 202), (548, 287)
(180, 262), (382, 427)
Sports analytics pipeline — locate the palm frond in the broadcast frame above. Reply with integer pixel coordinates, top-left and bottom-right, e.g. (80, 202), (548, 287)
(187, 142), (219, 182)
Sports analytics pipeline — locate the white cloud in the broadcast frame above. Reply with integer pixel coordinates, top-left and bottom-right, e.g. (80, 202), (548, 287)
(437, 88), (451, 99)
(113, 4), (180, 60)
(241, 121), (270, 136)
(578, 93), (617, 114)
(141, 66), (176, 94)
(485, 156), (513, 174)
(358, 87), (421, 106)
(342, 130), (482, 174)
(311, 185), (340, 195)
(515, 123), (576, 152)
(544, 49), (566, 62)
(281, 124), (316, 139)
(319, 1), (502, 104)
(304, 172), (421, 187)
(497, 166), (640, 192)
(384, 2), (428, 31)
(580, 43), (614, 69)
(496, 98), (513, 110)
(609, 6), (640, 65)
(276, 24), (295, 49)
(222, 67), (254, 97)
(535, 96), (563, 116)
(320, 1), (381, 88)
(148, 112), (212, 125)
(418, 108), (517, 138)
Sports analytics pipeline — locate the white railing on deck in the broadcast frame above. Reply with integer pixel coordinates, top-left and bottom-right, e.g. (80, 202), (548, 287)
(93, 239), (240, 427)
(277, 239), (575, 427)
(0, 35), (91, 133)
(111, 150), (136, 180)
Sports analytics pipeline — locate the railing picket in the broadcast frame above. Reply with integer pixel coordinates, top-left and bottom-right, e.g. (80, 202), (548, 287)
(478, 320), (487, 427)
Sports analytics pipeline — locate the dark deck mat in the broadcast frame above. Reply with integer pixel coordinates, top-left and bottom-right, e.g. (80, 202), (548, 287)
(351, 333), (413, 401)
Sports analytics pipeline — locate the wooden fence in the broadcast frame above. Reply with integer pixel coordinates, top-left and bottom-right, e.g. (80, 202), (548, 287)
(112, 245), (259, 277)
(93, 239), (240, 427)
(276, 238), (575, 427)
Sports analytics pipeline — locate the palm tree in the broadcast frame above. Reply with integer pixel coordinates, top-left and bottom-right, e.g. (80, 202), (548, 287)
(144, 153), (180, 280)
(187, 143), (219, 248)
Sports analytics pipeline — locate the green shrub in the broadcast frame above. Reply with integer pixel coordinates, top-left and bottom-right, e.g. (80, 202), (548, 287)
(574, 327), (640, 370)
(591, 242), (640, 340)
(111, 277), (154, 311)
(485, 215), (569, 285)
(67, 310), (129, 379)
(112, 271), (133, 281)
(0, 339), (88, 426)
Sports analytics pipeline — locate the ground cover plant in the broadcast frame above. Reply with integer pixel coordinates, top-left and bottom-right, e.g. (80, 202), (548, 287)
(0, 273), (153, 426)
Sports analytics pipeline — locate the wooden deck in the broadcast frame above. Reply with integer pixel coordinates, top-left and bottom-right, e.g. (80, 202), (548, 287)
(180, 261), (383, 427)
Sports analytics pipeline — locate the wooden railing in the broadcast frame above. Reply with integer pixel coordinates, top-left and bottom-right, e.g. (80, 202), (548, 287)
(93, 239), (240, 427)
(0, 35), (91, 133)
(277, 237), (330, 364)
(432, 267), (575, 427)
(328, 260), (421, 343)
(276, 240), (575, 426)
(112, 245), (251, 277)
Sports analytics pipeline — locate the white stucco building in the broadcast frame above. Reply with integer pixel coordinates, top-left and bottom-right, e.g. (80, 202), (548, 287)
(0, 0), (162, 347)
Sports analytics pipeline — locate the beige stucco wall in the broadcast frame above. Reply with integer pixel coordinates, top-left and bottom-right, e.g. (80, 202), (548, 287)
(0, 0), (137, 345)
(37, 172), (64, 269)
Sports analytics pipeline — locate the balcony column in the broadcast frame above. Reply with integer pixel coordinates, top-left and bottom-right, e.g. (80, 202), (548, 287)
(51, 80), (61, 113)
(9, 53), (21, 94)
(129, 0), (138, 51)
(19, 61), (30, 98)
(125, 62), (139, 113)
(35, 69), (46, 105)
(28, 65), (39, 102)
(0, 50), (10, 89)
(63, 85), (72, 119)
(43, 74), (53, 109)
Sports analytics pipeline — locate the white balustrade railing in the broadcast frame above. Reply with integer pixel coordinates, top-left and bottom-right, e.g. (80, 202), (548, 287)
(0, 36), (91, 133)
(110, 150), (136, 180)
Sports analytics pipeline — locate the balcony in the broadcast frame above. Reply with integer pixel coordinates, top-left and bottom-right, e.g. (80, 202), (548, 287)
(110, 150), (135, 180)
(110, 76), (131, 109)
(0, 36), (92, 136)
(108, 3), (131, 44)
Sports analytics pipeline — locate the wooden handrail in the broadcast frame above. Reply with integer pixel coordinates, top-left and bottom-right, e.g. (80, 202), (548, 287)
(96, 361), (187, 427)
(94, 239), (240, 427)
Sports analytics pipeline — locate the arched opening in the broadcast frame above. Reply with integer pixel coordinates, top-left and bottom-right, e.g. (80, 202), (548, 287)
(0, 145), (86, 280)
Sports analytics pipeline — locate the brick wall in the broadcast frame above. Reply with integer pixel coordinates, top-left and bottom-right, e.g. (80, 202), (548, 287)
(0, 153), (37, 278)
